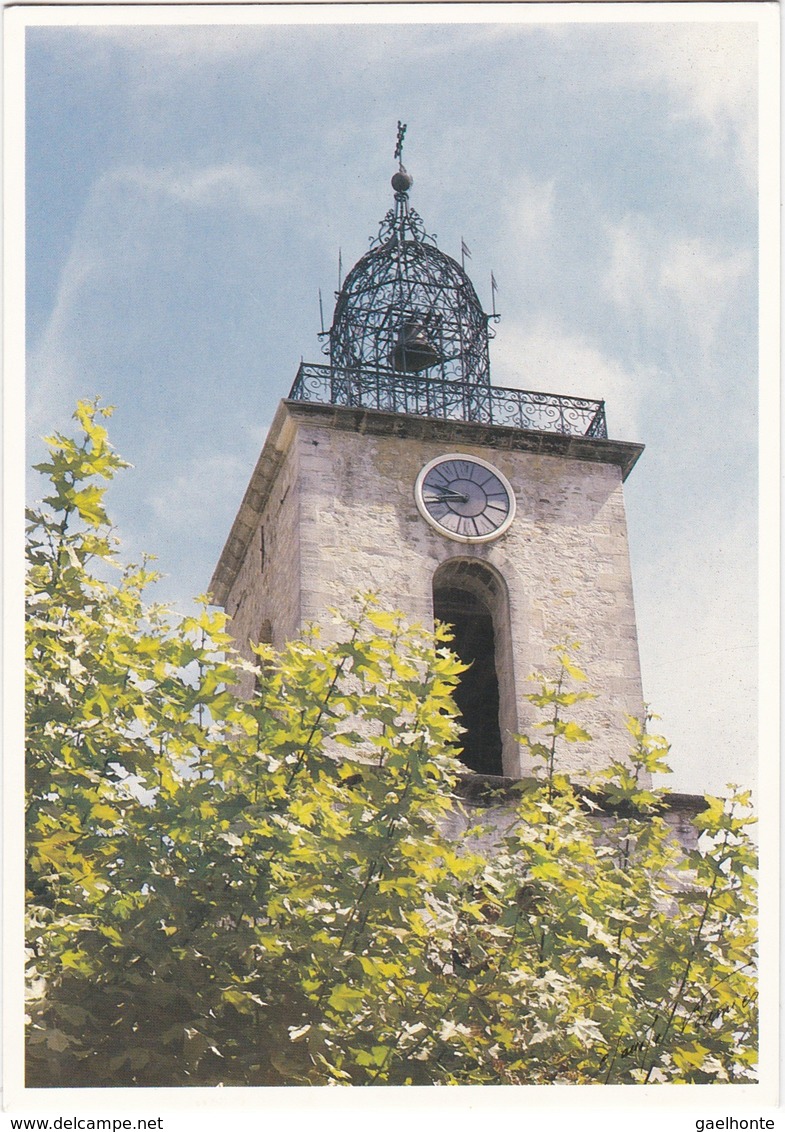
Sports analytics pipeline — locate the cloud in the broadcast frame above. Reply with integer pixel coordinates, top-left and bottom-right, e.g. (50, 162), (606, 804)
(27, 246), (104, 444)
(27, 158), (291, 433)
(112, 440), (268, 610)
(104, 162), (287, 217)
(659, 237), (753, 354)
(627, 23), (758, 184)
(502, 172), (557, 253)
(602, 216), (754, 365)
(84, 24), (276, 64)
(84, 20), (529, 67)
(147, 449), (257, 531)
(634, 504), (757, 795)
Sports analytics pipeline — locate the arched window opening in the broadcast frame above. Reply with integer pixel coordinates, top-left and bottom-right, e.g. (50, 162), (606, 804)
(433, 581), (504, 776)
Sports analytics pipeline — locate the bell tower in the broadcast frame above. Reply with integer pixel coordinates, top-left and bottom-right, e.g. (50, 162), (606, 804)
(210, 129), (645, 780)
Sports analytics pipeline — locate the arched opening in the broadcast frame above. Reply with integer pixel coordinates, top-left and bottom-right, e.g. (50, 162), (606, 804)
(433, 561), (514, 777)
(434, 585), (503, 774)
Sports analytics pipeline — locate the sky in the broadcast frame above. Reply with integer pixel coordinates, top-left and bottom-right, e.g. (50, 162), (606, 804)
(19, 4), (773, 797)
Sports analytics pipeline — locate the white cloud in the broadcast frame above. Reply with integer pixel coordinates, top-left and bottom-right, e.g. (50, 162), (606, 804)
(602, 216), (753, 363)
(85, 24), (274, 64)
(27, 157), (291, 437)
(491, 317), (647, 441)
(502, 172), (556, 253)
(84, 20), (530, 68)
(147, 450), (253, 530)
(659, 237), (752, 350)
(635, 506), (757, 795)
(628, 23), (758, 184)
(27, 246), (105, 444)
(105, 162), (287, 217)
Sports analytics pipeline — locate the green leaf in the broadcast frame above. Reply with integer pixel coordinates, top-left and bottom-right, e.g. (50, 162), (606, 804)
(327, 985), (366, 1013)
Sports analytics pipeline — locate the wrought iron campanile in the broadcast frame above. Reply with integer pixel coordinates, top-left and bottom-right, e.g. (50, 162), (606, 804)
(327, 129), (492, 414)
(289, 126), (608, 439)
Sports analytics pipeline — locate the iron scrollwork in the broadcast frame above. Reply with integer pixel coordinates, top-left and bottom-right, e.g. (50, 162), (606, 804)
(289, 363), (607, 440)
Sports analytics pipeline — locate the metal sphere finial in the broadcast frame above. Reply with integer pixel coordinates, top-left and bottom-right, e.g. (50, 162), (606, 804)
(391, 167), (413, 193)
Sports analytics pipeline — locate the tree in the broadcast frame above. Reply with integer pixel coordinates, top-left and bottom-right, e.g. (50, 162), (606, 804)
(26, 402), (758, 1086)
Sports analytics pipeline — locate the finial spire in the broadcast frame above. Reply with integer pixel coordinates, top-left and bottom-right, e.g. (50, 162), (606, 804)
(394, 120), (407, 168)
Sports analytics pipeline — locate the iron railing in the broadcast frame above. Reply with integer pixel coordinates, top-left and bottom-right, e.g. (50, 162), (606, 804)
(288, 362), (607, 439)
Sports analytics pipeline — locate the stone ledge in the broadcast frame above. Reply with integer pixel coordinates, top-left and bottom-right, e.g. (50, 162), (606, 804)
(282, 399), (644, 481)
(455, 772), (707, 820)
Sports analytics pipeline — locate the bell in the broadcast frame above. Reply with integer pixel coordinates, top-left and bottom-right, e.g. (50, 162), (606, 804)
(390, 321), (441, 373)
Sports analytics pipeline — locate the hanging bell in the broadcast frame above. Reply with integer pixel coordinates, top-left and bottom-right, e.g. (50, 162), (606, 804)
(390, 321), (441, 373)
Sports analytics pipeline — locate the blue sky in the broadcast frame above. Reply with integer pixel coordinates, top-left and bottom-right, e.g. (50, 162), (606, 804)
(21, 6), (770, 795)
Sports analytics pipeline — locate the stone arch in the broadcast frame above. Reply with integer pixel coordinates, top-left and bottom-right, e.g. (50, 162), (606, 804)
(432, 559), (518, 777)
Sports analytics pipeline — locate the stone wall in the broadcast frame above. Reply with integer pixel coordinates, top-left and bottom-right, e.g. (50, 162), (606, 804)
(222, 411), (303, 699)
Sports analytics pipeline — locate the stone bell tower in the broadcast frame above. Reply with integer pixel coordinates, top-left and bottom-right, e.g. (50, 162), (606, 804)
(210, 129), (645, 781)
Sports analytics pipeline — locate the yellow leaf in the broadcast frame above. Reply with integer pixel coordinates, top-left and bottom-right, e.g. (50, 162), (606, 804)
(90, 803), (118, 823)
(366, 610), (400, 632)
(560, 655), (587, 682)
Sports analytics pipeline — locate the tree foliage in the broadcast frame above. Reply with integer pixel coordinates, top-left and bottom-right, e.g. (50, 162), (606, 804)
(26, 401), (757, 1087)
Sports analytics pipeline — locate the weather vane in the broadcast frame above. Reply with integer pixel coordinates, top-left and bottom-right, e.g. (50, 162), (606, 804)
(394, 121), (407, 168)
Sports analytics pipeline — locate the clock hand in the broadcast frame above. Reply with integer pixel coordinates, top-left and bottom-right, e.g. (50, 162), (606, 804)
(425, 490), (470, 504)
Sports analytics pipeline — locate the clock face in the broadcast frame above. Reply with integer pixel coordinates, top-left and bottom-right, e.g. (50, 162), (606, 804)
(414, 454), (516, 543)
